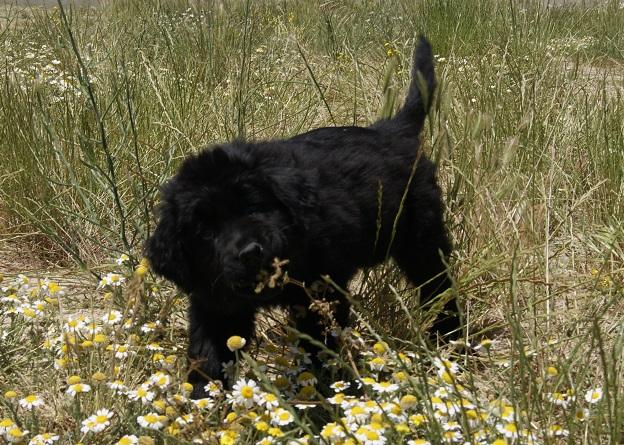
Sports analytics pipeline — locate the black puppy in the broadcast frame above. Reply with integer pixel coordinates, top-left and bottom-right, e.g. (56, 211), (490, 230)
(146, 37), (459, 397)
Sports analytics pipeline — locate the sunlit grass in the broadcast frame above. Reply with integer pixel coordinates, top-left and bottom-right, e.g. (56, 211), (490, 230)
(1, 0), (624, 443)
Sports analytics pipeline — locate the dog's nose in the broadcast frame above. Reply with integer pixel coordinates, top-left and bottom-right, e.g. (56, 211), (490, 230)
(238, 242), (263, 264)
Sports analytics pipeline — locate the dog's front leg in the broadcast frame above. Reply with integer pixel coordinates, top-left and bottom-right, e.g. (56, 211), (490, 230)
(187, 298), (256, 398)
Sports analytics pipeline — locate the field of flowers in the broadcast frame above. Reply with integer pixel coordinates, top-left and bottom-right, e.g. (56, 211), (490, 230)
(1, 0), (624, 444)
(0, 256), (616, 444)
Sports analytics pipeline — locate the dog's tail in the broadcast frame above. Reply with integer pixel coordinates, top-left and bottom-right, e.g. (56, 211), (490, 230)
(391, 36), (436, 135)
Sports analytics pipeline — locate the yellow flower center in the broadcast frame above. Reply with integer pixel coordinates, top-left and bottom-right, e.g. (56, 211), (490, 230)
(505, 423), (518, 433)
(67, 376), (81, 385)
(351, 406), (366, 416)
(241, 386), (254, 399)
(144, 414), (159, 423)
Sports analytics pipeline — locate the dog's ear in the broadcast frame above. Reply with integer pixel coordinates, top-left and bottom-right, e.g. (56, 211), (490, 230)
(145, 202), (193, 293)
(266, 167), (318, 223)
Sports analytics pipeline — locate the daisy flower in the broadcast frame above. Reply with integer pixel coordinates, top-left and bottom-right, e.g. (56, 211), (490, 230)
(101, 310), (122, 325)
(359, 377), (377, 387)
(271, 408), (295, 426)
(0, 419), (16, 435)
(127, 384), (155, 404)
(226, 335), (247, 351)
(63, 317), (87, 332)
(354, 425), (386, 445)
(66, 383), (91, 397)
(149, 371), (171, 389)
(81, 409), (114, 433)
(372, 381), (399, 393)
(107, 380), (127, 394)
(5, 426), (29, 443)
(19, 394), (44, 410)
(116, 435), (138, 445)
(368, 356), (386, 371)
(108, 344), (130, 359)
(548, 424), (569, 437)
(400, 394), (418, 410)
(229, 379), (260, 409)
(345, 405), (370, 424)
(442, 430), (463, 442)
(320, 423), (346, 442)
(137, 412), (168, 430)
(99, 273), (125, 288)
(116, 254), (130, 265)
(330, 380), (350, 392)
(175, 413), (194, 426)
(585, 387), (603, 404)
(28, 432), (59, 445)
(140, 321), (160, 333)
(547, 392), (571, 408)
(575, 407), (589, 421)
(409, 414), (426, 427)
(260, 392), (280, 410)
(497, 422), (519, 439)
(433, 357), (459, 374)
(296, 372), (317, 387)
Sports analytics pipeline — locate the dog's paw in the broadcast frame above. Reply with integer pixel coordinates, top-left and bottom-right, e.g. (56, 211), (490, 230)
(190, 381), (210, 400)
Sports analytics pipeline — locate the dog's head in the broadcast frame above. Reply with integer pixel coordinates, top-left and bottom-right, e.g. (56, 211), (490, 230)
(145, 143), (317, 298)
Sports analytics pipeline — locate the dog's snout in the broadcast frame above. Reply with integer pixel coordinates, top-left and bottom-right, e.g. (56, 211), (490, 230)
(238, 242), (263, 264)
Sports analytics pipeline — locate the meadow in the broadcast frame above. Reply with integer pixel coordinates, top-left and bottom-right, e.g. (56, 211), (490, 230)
(0, 0), (623, 443)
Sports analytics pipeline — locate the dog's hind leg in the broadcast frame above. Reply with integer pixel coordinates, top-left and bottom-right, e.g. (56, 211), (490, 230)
(392, 220), (460, 340)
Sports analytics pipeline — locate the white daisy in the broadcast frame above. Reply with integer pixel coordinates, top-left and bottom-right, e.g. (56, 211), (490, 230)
(354, 425), (386, 445)
(127, 384), (155, 404)
(99, 273), (125, 288)
(345, 405), (370, 424)
(229, 379), (260, 409)
(271, 408), (295, 426)
(115, 435), (139, 445)
(320, 423), (345, 442)
(260, 392), (280, 410)
(204, 380), (222, 397)
(372, 381), (399, 393)
(192, 398), (215, 410)
(149, 371), (171, 389)
(80, 408), (113, 433)
(296, 372), (317, 387)
(585, 387), (603, 404)
(19, 394), (44, 410)
(28, 432), (59, 445)
(137, 412), (167, 430)
(66, 383), (91, 397)
(175, 414), (194, 426)
(5, 426), (29, 443)
(116, 254), (130, 265)
(101, 310), (122, 325)
(330, 380), (351, 392)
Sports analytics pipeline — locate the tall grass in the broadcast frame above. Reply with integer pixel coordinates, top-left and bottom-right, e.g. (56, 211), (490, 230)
(0, 0), (623, 443)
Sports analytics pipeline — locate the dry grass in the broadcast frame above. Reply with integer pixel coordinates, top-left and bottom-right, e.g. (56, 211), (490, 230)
(0, 0), (623, 443)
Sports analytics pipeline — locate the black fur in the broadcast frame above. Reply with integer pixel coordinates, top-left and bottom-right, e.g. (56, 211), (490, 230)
(146, 37), (459, 398)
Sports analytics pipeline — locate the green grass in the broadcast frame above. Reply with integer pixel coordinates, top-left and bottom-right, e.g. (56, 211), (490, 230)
(0, 0), (623, 444)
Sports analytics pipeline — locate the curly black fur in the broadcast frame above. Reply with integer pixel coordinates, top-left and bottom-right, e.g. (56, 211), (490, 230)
(146, 37), (459, 398)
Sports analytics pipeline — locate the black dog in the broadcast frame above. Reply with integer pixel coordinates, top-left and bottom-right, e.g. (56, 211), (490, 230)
(146, 37), (459, 397)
